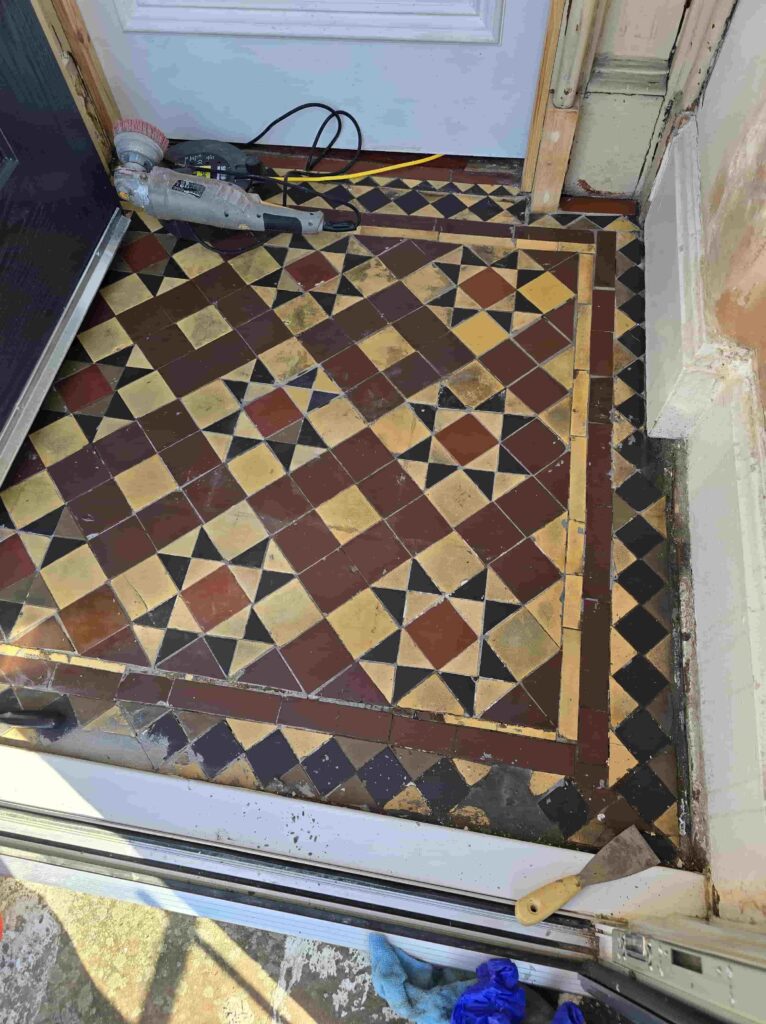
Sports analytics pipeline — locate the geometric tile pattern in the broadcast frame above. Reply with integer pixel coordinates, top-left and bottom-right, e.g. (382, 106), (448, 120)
(0, 195), (684, 864)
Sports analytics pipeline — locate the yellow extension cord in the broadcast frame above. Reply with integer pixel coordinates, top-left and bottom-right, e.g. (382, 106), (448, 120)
(281, 152), (444, 183)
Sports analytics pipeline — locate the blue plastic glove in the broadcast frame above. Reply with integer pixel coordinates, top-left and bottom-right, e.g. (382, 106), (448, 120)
(452, 958), (526, 1024)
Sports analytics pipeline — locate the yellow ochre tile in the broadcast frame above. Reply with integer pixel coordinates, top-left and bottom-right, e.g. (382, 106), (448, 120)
(399, 674), (463, 715)
(41, 547), (106, 609)
(527, 580), (563, 645)
(404, 263), (452, 303)
(119, 371), (175, 419)
(540, 395), (571, 443)
(116, 454), (175, 511)
(178, 306), (230, 349)
(558, 627), (581, 740)
(577, 253), (593, 303)
(205, 502), (267, 560)
(453, 312), (508, 356)
(229, 444), (285, 494)
(77, 319), (132, 363)
(112, 555), (177, 619)
(1, 472), (62, 529)
(256, 579), (320, 646)
(317, 486), (379, 544)
(447, 361), (502, 407)
(172, 243), (222, 278)
(487, 608), (558, 681)
(563, 574), (583, 629)
(570, 371), (589, 437)
(417, 533), (483, 595)
(277, 293), (326, 335)
(329, 589), (395, 659)
(427, 471), (488, 526)
(259, 338), (315, 383)
(566, 519), (585, 575)
(344, 257), (396, 296)
(100, 274), (152, 314)
(518, 273), (573, 315)
(309, 396), (366, 447)
(183, 380), (241, 429)
(229, 247), (279, 284)
(574, 305), (591, 370)
(360, 326), (414, 370)
(30, 417), (87, 467)
(568, 435), (587, 522)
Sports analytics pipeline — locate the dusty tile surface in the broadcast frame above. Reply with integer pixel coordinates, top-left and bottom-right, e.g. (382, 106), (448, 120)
(0, 197), (684, 863)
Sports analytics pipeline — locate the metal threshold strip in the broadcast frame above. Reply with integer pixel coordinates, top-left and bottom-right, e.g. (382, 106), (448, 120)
(0, 805), (591, 992)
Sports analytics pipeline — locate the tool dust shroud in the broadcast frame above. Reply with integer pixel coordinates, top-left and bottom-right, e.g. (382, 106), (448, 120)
(112, 112), (360, 255)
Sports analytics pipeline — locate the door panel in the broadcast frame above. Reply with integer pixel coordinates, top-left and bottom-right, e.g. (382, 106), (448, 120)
(79, 0), (549, 157)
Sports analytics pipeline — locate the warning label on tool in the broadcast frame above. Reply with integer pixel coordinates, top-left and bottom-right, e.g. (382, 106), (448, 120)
(171, 179), (205, 198)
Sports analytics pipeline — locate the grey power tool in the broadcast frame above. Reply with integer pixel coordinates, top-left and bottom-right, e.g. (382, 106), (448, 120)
(113, 119), (326, 235)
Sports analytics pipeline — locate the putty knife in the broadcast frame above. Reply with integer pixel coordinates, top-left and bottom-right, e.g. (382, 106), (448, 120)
(515, 826), (659, 926)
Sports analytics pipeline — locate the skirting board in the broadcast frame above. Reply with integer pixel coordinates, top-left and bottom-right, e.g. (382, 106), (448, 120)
(0, 746), (705, 921)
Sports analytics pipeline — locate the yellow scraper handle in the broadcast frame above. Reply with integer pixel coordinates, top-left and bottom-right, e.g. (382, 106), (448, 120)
(515, 874), (583, 926)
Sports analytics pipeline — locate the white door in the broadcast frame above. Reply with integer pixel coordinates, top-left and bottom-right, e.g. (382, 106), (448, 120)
(80, 0), (550, 158)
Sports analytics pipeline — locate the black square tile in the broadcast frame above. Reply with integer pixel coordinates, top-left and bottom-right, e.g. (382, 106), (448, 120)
(538, 778), (588, 839)
(144, 712), (188, 759)
(615, 709), (670, 764)
(358, 748), (411, 804)
(617, 561), (664, 604)
(246, 730), (299, 783)
(302, 738), (356, 795)
(416, 758), (469, 813)
(191, 720), (243, 777)
(613, 656), (669, 706)
(616, 472), (662, 512)
(616, 516), (663, 558)
(615, 606), (667, 654)
(615, 764), (674, 822)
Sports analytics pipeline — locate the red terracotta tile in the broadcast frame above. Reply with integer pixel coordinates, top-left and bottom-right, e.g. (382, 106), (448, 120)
(0, 654), (56, 688)
(390, 715), (456, 755)
(343, 521), (408, 583)
(406, 600), (477, 669)
(90, 517), (155, 576)
(436, 414), (496, 466)
(245, 388), (302, 436)
(415, 332), (472, 376)
(57, 365), (112, 412)
(509, 368), (567, 413)
(182, 565), (249, 630)
(334, 705), (393, 742)
(579, 707), (609, 764)
(461, 267), (514, 307)
(334, 428), (392, 481)
(300, 549), (366, 613)
(95, 422), (154, 475)
(278, 696), (343, 732)
(482, 685), (553, 729)
(481, 339), (536, 385)
(162, 431), (220, 485)
(325, 345), (377, 390)
(4, 442), (44, 487)
(388, 495), (451, 556)
(349, 373), (403, 421)
(293, 451), (352, 506)
(79, 293), (114, 331)
(69, 480), (132, 535)
(287, 251), (338, 290)
(0, 535), (35, 589)
(14, 617), (73, 652)
(514, 319), (570, 363)
(523, 652), (562, 723)
(120, 233), (168, 272)
(579, 598), (610, 712)
(457, 503), (522, 562)
(138, 490), (201, 548)
(594, 232), (617, 288)
(140, 400), (198, 450)
(60, 584), (129, 653)
(184, 465), (245, 522)
(560, 195), (637, 215)
(217, 286), (269, 328)
(454, 726), (576, 774)
(248, 475), (311, 533)
(589, 377), (613, 424)
(52, 663), (121, 700)
(170, 679), (281, 721)
(491, 539), (560, 602)
(282, 620), (353, 692)
(238, 648), (302, 692)
(276, 511), (339, 572)
(118, 671), (172, 704)
(584, 503), (612, 599)
(359, 461), (421, 517)
(516, 226), (593, 245)
(503, 419), (565, 474)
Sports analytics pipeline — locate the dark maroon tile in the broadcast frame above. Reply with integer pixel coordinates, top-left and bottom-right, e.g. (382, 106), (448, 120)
(159, 636), (224, 678)
(120, 233), (167, 273)
(53, 663), (121, 701)
(238, 309), (292, 355)
(162, 431), (220, 486)
(406, 600), (477, 669)
(359, 461), (420, 517)
(136, 323), (193, 369)
(156, 281), (208, 321)
(497, 477), (562, 536)
(195, 263), (242, 302)
(279, 697), (391, 742)
(275, 511), (339, 572)
(388, 495), (450, 556)
(48, 445), (109, 501)
(509, 367), (567, 413)
(370, 282), (421, 322)
(248, 476), (310, 533)
(79, 293), (114, 332)
(138, 490), (201, 548)
(592, 289), (615, 332)
(324, 345), (377, 390)
(140, 400), (198, 450)
(57, 365), (113, 412)
(436, 414), (496, 466)
(590, 331), (614, 376)
(4, 441), (44, 487)
(161, 332), (252, 397)
(579, 707), (609, 764)
(482, 686), (552, 729)
(481, 340), (536, 385)
(217, 286), (269, 328)
(184, 464), (245, 522)
(523, 652), (562, 723)
(0, 535), (35, 589)
(282, 620), (354, 693)
(300, 549), (365, 614)
(547, 297), (576, 340)
(588, 423), (612, 510)
(90, 517), (155, 576)
(332, 299), (385, 341)
(457, 503), (522, 562)
(584, 503), (612, 600)
(395, 306), (447, 349)
(349, 373), (403, 421)
(461, 266), (514, 307)
(385, 353), (440, 397)
(334, 428), (392, 481)
(88, 626), (149, 667)
(579, 598), (610, 712)
(60, 584), (129, 653)
(118, 299), (172, 342)
(538, 453), (570, 506)
(343, 521), (408, 583)
(69, 480), (132, 535)
(245, 388), (302, 436)
(95, 422), (154, 475)
(589, 377), (613, 424)
(516, 225), (593, 245)
(300, 319), (353, 361)
(503, 419), (565, 474)
(287, 251), (338, 290)
(293, 452), (352, 506)
(169, 679), (281, 722)
(379, 240), (433, 278)
(560, 196), (637, 215)
(416, 332), (473, 375)
(491, 539), (560, 602)
(118, 671), (172, 704)
(389, 715), (456, 755)
(183, 565), (249, 631)
(454, 726), (576, 774)
(594, 231), (617, 288)
(239, 648), (302, 692)
(514, 320), (569, 363)
(319, 663), (387, 705)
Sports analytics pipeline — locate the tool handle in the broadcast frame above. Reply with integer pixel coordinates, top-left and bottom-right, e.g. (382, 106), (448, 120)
(515, 874), (582, 926)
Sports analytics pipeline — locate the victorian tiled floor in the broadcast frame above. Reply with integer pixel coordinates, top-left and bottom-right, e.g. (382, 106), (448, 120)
(0, 180), (685, 864)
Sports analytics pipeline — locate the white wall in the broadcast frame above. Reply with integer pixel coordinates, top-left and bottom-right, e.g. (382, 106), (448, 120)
(80, 0), (549, 157)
